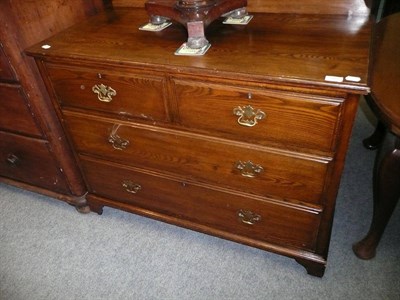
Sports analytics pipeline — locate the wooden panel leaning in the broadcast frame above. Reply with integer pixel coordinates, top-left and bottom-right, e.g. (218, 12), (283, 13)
(0, 0), (107, 208)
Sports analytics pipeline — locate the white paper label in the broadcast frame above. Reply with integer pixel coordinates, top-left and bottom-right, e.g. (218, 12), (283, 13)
(345, 76), (361, 82)
(324, 75), (344, 82)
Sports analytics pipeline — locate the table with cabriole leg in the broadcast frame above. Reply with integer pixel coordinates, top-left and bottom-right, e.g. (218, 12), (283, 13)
(353, 12), (400, 260)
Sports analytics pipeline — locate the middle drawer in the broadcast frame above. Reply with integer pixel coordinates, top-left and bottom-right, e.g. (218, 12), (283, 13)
(64, 112), (330, 206)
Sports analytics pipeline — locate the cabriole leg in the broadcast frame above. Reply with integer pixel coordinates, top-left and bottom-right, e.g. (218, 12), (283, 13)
(353, 135), (400, 259)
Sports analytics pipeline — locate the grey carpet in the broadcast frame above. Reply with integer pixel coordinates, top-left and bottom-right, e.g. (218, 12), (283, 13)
(1, 99), (399, 300)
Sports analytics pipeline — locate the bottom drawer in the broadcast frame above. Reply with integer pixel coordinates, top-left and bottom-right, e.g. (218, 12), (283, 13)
(0, 131), (69, 193)
(81, 156), (322, 251)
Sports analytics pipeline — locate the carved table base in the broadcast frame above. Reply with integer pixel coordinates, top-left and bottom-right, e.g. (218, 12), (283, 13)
(145, 0), (247, 48)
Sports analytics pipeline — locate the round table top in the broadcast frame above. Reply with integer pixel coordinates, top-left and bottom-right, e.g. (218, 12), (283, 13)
(370, 12), (400, 135)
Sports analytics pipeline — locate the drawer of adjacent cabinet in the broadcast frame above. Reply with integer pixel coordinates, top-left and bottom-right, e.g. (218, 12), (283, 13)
(0, 83), (42, 137)
(64, 112), (331, 206)
(172, 79), (343, 153)
(0, 131), (69, 193)
(44, 63), (168, 122)
(0, 45), (16, 81)
(81, 156), (321, 251)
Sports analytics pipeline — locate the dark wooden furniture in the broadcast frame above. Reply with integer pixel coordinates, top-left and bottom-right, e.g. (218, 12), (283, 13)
(0, 0), (106, 207)
(360, 0), (400, 152)
(381, 0), (400, 17)
(26, 0), (372, 276)
(353, 12), (400, 260)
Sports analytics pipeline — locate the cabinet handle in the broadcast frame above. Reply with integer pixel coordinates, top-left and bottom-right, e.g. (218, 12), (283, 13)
(234, 160), (263, 178)
(233, 105), (266, 127)
(122, 180), (141, 194)
(108, 134), (130, 150)
(6, 153), (19, 165)
(108, 124), (129, 150)
(238, 209), (261, 225)
(92, 83), (116, 102)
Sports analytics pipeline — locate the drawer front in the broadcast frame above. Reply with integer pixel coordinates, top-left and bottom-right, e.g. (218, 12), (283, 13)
(45, 63), (168, 122)
(173, 79), (342, 153)
(0, 131), (69, 193)
(82, 156), (321, 251)
(0, 84), (42, 137)
(0, 45), (16, 81)
(65, 113), (330, 205)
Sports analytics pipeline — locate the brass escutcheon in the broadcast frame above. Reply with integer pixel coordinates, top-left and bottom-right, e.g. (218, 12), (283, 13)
(92, 83), (116, 102)
(233, 105), (266, 127)
(234, 160), (263, 178)
(237, 209), (261, 225)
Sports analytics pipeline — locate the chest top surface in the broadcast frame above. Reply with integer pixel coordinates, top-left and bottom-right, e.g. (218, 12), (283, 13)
(26, 7), (372, 93)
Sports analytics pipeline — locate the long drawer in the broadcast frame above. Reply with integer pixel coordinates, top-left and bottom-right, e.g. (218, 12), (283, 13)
(173, 79), (343, 153)
(45, 63), (168, 122)
(81, 156), (321, 251)
(0, 131), (69, 193)
(0, 83), (42, 137)
(64, 112), (331, 205)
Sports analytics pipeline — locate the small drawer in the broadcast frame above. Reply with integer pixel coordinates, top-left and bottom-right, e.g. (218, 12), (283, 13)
(0, 131), (69, 193)
(82, 156), (321, 251)
(45, 63), (168, 122)
(0, 46), (16, 81)
(0, 83), (42, 137)
(65, 113), (330, 205)
(173, 79), (343, 153)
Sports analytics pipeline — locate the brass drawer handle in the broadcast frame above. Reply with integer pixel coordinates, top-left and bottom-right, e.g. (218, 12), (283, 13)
(108, 134), (129, 150)
(122, 180), (142, 194)
(234, 160), (263, 178)
(92, 83), (116, 102)
(233, 105), (266, 127)
(108, 124), (129, 150)
(238, 209), (261, 225)
(6, 153), (19, 166)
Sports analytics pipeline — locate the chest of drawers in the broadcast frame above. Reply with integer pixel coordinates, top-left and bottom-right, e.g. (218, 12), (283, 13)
(27, 7), (371, 276)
